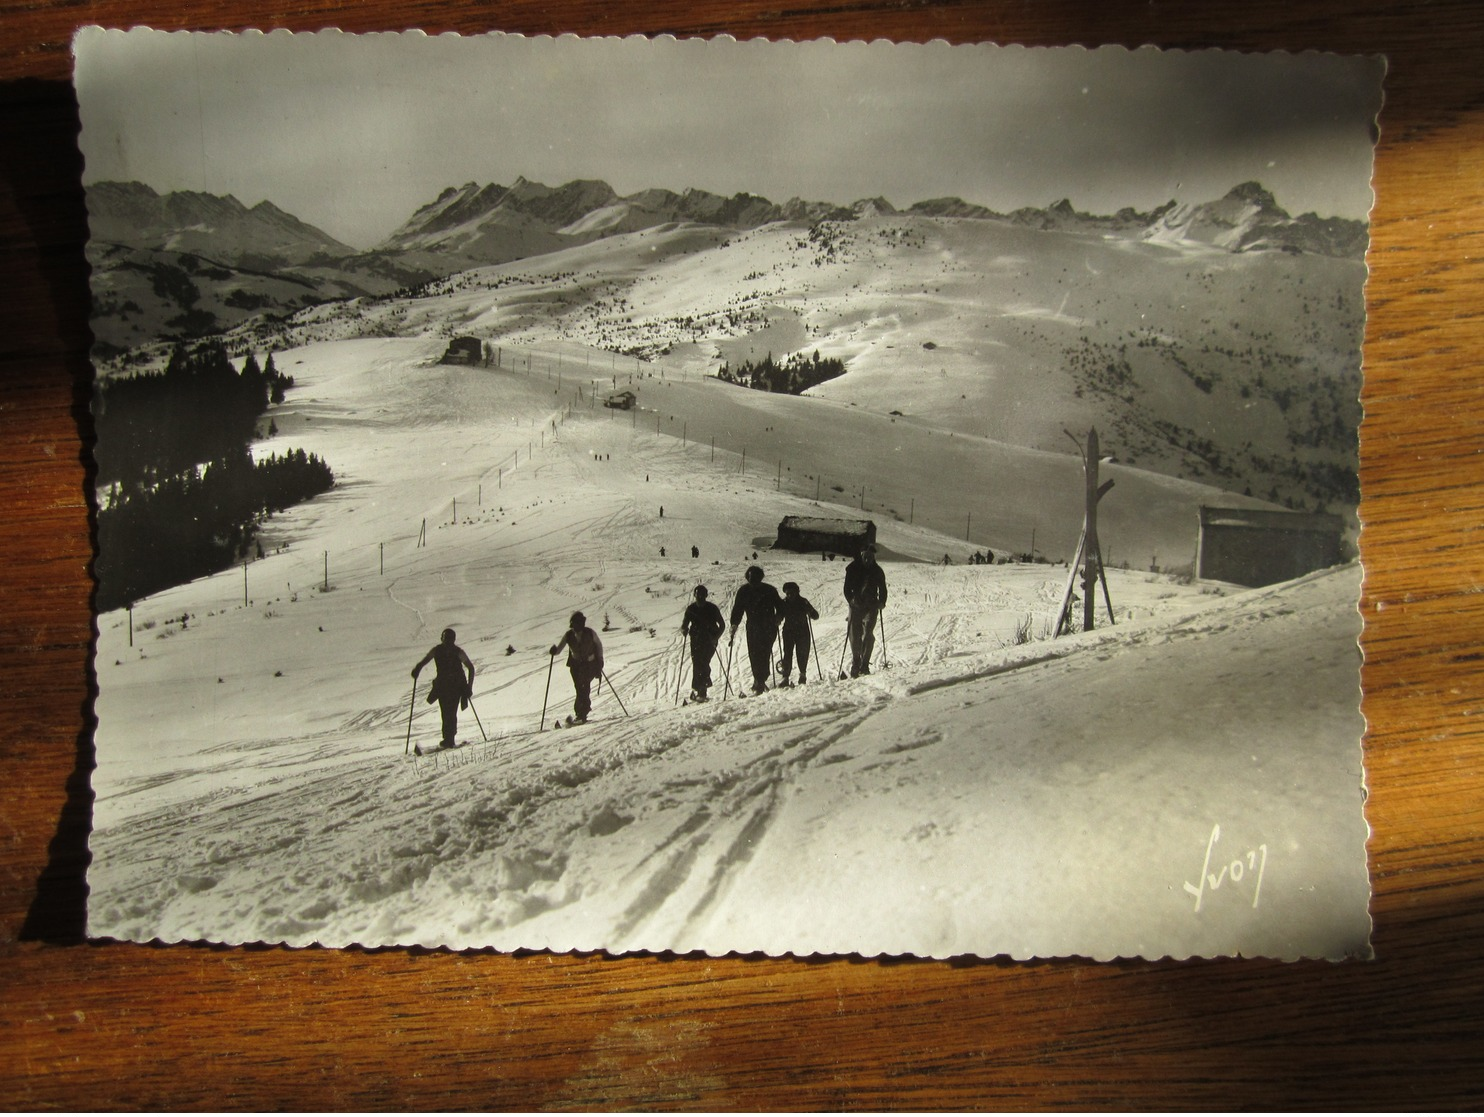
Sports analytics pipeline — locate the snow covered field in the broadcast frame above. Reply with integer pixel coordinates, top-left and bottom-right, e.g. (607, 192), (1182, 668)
(88, 338), (1370, 960)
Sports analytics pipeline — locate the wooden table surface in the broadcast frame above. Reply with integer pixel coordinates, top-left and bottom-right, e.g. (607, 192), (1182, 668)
(3, 1), (1482, 1109)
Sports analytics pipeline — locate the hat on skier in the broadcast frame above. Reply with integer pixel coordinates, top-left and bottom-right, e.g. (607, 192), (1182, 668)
(782, 581), (799, 594)
(694, 585), (708, 598)
(441, 627), (456, 642)
(746, 565), (764, 582)
(570, 611), (586, 627)
(861, 543), (877, 555)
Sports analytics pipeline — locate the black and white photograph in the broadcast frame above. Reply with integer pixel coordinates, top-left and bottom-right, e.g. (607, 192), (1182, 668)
(75, 29), (1381, 960)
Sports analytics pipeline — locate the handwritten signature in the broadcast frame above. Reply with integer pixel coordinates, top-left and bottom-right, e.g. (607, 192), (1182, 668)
(1183, 823), (1267, 913)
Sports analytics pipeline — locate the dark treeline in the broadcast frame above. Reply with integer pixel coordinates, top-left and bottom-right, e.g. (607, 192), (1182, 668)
(94, 340), (334, 611)
(717, 350), (846, 395)
(94, 341), (293, 486)
(97, 447), (335, 611)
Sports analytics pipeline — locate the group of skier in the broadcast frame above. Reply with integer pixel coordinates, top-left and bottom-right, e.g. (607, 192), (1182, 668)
(409, 544), (889, 749)
(678, 542), (888, 702)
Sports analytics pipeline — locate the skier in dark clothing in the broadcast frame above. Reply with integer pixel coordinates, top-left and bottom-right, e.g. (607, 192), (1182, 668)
(730, 565), (784, 694)
(549, 610), (604, 724)
(680, 584), (726, 702)
(412, 628), (475, 749)
(844, 544), (888, 677)
(777, 581), (819, 686)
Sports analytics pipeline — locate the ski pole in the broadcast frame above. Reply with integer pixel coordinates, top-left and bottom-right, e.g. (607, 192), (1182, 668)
(878, 610), (889, 670)
(467, 692), (488, 742)
(807, 616), (817, 685)
(600, 669), (630, 717)
(404, 679), (418, 754)
(838, 622), (850, 680)
(723, 636), (736, 700)
(540, 652), (555, 731)
(674, 631), (689, 706)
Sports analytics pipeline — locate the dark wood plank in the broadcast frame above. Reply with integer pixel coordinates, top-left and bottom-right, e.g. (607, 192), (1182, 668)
(2, 2), (1481, 1108)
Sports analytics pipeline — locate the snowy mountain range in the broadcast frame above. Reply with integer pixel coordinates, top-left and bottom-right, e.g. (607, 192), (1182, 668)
(83, 177), (1366, 354)
(85, 179), (356, 267)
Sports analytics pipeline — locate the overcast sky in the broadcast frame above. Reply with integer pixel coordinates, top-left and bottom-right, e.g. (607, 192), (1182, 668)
(74, 29), (1385, 250)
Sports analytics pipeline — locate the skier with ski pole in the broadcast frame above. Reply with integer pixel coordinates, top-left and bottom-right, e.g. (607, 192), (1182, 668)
(410, 627), (475, 750)
(843, 543), (888, 677)
(777, 581), (819, 687)
(680, 584), (726, 703)
(729, 565), (784, 695)
(547, 610), (603, 727)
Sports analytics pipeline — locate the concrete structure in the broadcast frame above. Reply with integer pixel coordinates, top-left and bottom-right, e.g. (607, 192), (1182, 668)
(774, 516), (876, 556)
(1196, 506), (1346, 587)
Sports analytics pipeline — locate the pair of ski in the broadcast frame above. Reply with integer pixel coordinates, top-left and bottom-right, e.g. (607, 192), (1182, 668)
(412, 740), (471, 757)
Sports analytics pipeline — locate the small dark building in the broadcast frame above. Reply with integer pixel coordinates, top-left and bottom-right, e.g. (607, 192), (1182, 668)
(775, 516), (877, 556)
(440, 336), (483, 365)
(1196, 506), (1346, 587)
(605, 390), (637, 410)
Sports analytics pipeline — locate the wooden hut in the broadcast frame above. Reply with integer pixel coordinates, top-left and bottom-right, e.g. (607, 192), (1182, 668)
(604, 390), (637, 410)
(439, 337), (483, 365)
(774, 516), (877, 556)
(1195, 506), (1346, 587)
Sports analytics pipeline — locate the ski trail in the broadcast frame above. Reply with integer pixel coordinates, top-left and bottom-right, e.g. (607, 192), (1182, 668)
(601, 699), (877, 947)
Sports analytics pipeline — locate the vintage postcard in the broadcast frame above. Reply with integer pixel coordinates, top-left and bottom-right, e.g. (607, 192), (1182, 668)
(74, 29), (1382, 959)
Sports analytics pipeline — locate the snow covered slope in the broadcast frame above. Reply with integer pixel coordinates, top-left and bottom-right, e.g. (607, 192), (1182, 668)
(225, 204), (1362, 519)
(87, 337), (1369, 960)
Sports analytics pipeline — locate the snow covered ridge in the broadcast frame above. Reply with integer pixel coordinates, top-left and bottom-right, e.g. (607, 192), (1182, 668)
(86, 339), (1370, 960)
(82, 177), (1366, 354)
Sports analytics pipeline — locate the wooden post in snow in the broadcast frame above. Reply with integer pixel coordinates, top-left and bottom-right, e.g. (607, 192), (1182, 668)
(1081, 427), (1100, 632)
(1057, 427), (1116, 634)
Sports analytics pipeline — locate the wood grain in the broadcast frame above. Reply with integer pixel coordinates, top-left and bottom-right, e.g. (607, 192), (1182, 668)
(3, 2), (1482, 1108)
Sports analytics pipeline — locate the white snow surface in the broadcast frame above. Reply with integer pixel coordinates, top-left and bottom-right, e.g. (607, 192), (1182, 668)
(88, 337), (1370, 960)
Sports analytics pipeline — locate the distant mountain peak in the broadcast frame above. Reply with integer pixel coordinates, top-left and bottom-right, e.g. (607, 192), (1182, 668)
(1224, 180), (1282, 212)
(85, 180), (353, 264)
(1146, 181), (1364, 257)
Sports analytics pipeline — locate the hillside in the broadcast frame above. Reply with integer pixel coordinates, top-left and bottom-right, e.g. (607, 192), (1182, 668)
(86, 337), (1370, 959)
(213, 203), (1364, 519)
